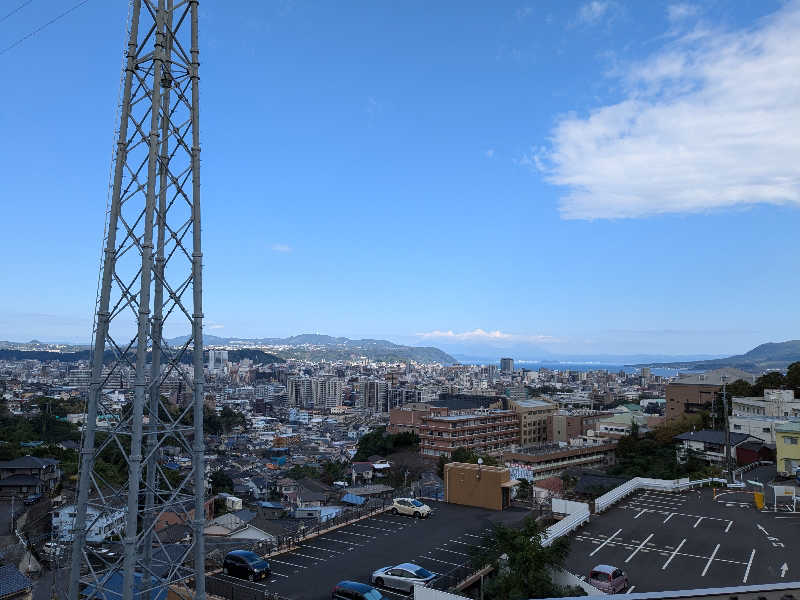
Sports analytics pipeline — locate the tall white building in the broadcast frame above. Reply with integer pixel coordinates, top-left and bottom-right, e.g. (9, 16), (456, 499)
(312, 376), (343, 409)
(287, 376), (313, 408)
(207, 350), (229, 374)
(358, 380), (389, 413)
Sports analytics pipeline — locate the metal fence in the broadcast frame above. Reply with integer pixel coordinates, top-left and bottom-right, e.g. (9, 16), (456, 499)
(206, 575), (292, 600)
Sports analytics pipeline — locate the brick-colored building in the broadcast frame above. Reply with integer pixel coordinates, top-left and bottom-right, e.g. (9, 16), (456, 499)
(419, 408), (520, 458)
(502, 398), (557, 447)
(388, 403), (447, 435)
(548, 411), (612, 443)
(665, 368), (756, 424)
(504, 442), (617, 481)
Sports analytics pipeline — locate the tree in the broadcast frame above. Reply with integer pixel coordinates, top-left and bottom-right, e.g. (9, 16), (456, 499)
(210, 470), (233, 494)
(752, 371), (785, 397)
(726, 379), (754, 398)
(470, 516), (582, 599)
(436, 447), (498, 478)
(785, 362), (800, 395)
(353, 428), (419, 461)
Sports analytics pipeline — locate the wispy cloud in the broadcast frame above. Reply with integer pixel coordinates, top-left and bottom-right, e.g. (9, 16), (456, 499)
(535, 2), (800, 219)
(271, 243), (292, 253)
(485, 148), (495, 159)
(206, 323), (225, 330)
(415, 329), (558, 343)
(667, 3), (699, 22)
(516, 6), (533, 21)
(575, 1), (618, 26)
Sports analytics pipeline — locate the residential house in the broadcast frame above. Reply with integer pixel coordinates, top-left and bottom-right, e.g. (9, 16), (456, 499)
(775, 421), (800, 476)
(52, 504), (126, 543)
(673, 430), (764, 465)
(0, 456), (61, 497)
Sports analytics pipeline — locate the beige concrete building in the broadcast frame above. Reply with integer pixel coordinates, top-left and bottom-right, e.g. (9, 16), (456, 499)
(443, 462), (517, 511)
(508, 398), (557, 446)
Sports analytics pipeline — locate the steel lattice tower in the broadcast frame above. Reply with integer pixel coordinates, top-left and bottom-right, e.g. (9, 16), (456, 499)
(69, 1), (206, 599)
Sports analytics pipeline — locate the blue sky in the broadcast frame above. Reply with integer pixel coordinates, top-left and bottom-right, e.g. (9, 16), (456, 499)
(1, 0), (799, 357)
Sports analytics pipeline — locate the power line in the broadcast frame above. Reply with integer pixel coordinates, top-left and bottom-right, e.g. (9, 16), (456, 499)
(0, 0), (33, 24)
(0, 0), (90, 57)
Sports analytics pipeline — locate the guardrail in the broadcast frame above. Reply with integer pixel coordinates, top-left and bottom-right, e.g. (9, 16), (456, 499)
(542, 508), (591, 547)
(594, 477), (727, 513)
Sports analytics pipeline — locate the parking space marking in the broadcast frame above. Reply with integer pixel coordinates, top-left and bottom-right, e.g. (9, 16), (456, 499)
(317, 537), (362, 546)
(663, 513), (674, 524)
(701, 544), (720, 576)
(589, 528), (622, 557)
(635, 509), (648, 519)
(421, 555), (464, 568)
(463, 533), (483, 539)
(436, 547), (470, 557)
(303, 544), (345, 555)
(270, 572), (289, 578)
(742, 549), (755, 583)
(725, 521), (733, 533)
(269, 558), (308, 569)
(625, 533), (654, 563)
(335, 530), (376, 539)
(354, 523), (401, 533)
(372, 586), (409, 600)
(627, 586), (636, 593)
(662, 539), (685, 570)
(694, 517), (704, 528)
(450, 540), (488, 550)
(287, 551), (322, 562)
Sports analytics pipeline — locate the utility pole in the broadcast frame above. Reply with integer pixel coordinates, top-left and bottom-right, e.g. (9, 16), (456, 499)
(68, 2), (206, 599)
(721, 375), (733, 483)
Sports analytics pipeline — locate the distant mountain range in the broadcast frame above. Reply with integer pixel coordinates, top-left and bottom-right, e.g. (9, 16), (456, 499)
(165, 333), (456, 364)
(630, 340), (800, 373)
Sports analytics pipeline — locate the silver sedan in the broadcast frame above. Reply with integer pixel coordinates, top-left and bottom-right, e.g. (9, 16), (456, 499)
(370, 562), (437, 592)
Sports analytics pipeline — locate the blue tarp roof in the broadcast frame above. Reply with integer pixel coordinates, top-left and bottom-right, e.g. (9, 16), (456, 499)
(341, 493), (366, 506)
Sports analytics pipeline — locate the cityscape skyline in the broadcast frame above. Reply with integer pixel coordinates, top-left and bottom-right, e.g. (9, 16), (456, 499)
(2, 1), (800, 356)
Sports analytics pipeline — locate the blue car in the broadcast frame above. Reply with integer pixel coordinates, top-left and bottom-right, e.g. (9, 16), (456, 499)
(331, 581), (388, 600)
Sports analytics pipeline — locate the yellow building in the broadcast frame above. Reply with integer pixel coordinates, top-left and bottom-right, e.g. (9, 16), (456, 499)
(444, 462), (518, 511)
(775, 422), (800, 476)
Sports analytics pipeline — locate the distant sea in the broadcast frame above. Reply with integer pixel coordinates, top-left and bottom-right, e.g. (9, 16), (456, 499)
(514, 361), (697, 377)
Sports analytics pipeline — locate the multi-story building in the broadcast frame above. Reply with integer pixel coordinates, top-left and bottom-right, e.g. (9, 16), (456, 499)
(504, 442), (617, 482)
(207, 350), (228, 374)
(775, 422), (800, 476)
(359, 380), (389, 413)
(389, 387), (422, 409)
(419, 408), (520, 458)
(732, 389), (800, 418)
(312, 376), (343, 409)
(388, 403), (447, 435)
(506, 398), (557, 446)
(500, 358), (514, 374)
(287, 376), (312, 408)
(548, 410), (612, 443)
(665, 368), (755, 423)
(52, 504), (126, 543)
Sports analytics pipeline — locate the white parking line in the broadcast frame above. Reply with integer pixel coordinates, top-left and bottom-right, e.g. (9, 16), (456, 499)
(335, 530), (376, 539)
(663, 513), (674, 524)
(436, 547), (470, 557)
(625, 533), (654, 563)
(725, 521), (733, 533)
(694, 517), (704, 528)
(354, 523), (400, 533)
(627, 586), (636, 593)
(450, 540), (487, 550)
(634, 509), (648, 519)
(463, 533), (483, 539)
(269, 558), (307, 569)
(422, 556), (464, 567)
(318, 537), (362, 546)
(662, 539), (686, 570)
(742, 549), (755, 583)
(590, 528), (622, 557)
(303, 544), (345, 555)
(270, 572), (289, 578)
(288, 551), (322, 561)
(701, 544), (720, 576)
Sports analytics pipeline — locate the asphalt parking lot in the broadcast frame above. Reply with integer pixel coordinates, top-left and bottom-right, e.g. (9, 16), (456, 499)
(565, 486), (798, 593)
(215, 501), (528, 600)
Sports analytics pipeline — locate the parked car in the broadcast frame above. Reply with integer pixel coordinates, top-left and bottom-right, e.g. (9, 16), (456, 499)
(390, 498), (431, 518)
(222, 550), (271, 581)
(588, 564), (629, 593)
(23, 494), (42, 506)
(371, 562), (437, 592)
(331, 581), (388, 600)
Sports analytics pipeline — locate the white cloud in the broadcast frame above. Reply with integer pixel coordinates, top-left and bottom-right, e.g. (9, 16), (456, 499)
(576, 1), (616, 26)
(271, 243), (292, 253)
(415, 329), (557, 343)
(206, 323), (225, 330)
(537, 2), (800, 219)
(667, 3), (699, 22)
(485, 148), (495, 158)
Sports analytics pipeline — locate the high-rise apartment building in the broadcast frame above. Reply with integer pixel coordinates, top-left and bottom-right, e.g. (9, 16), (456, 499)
(287, 376), (313, 408)
(207, 350), (229, 374)
(508, 398), (557, 447)
(312, 376), (343, 409)
(389, 388), (422, 409)
(359, 380), (389, 413)
(500, 358), (514, 373)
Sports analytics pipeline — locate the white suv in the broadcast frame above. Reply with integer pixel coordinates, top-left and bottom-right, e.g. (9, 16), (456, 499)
(390, 498), (431, 518)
